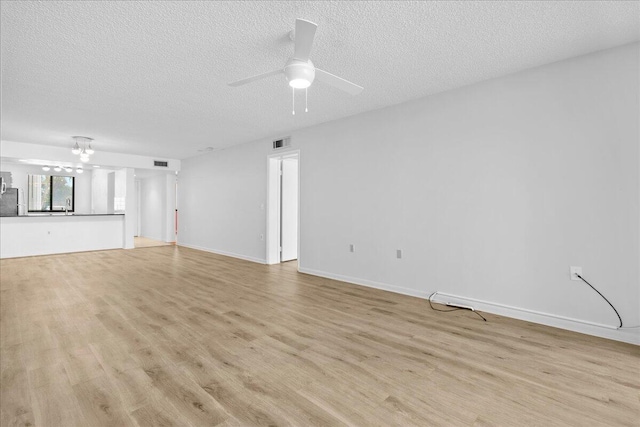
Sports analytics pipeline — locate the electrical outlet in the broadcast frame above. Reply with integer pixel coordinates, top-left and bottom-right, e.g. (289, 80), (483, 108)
(396, 249), (402, 259)
(349, 244), (355, 253)
(570, 266), (582, 281)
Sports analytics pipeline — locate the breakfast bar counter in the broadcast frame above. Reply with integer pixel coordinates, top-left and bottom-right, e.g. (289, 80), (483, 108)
(0, 214), (125, 258)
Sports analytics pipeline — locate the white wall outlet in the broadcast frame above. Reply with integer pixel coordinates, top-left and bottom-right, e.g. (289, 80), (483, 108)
(570, 266), (582, 281)
(349, 244), (355, 253)
(396, 249), (402, 259)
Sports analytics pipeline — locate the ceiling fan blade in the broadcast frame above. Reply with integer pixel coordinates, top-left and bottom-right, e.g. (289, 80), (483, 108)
(293, 18), (317, 62)
(315, 68), (364, 95)
(228, 69), (283, 87)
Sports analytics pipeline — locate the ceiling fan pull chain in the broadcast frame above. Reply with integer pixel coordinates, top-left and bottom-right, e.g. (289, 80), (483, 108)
(305, 88), (308, 113)
(292, 87), (295, 115)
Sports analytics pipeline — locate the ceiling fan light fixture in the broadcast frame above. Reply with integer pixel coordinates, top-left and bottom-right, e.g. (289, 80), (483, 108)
(289, 78), (311, 89)
(285, 59), (315, 89)
(228, 18), (363, 111)
(71, 142), (81, 155)
(80, 156), (90, 163)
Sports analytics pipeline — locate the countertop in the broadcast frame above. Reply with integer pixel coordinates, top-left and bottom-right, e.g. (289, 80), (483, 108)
(2, 213), (125, 218)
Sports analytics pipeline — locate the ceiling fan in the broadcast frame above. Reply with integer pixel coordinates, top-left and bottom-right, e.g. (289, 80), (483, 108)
(228, 18), (364, 112)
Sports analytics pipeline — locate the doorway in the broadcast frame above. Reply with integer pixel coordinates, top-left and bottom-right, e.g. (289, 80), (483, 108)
(267, 151), (300, 265)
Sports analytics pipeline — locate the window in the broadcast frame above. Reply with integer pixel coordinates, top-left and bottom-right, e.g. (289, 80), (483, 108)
(28, 175), (75, 212)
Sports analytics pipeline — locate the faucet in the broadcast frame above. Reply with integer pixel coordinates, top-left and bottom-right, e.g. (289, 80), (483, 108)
(65, 197), (71, 215)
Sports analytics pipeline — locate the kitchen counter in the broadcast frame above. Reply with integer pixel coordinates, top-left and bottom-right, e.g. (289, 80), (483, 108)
(17, 213), (125, 217)
(0, 214), (125, 258)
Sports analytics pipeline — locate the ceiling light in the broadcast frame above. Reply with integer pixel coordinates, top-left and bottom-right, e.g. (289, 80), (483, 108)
(64, 167), (72, 172)
(80, 156), (90, 163)
(72, 136), (95, 160)
(54, 166), (62, 172)
(285, 60), (315, 89)
(42, 166), (50, 171)
(288, 78), (311, 89)
(76, 168), (83, 173)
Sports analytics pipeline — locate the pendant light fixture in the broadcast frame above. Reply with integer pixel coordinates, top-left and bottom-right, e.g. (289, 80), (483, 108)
(71, 136), (95, 162)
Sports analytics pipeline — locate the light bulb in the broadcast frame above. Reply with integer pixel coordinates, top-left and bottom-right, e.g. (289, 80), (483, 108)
(85, 143), (94, 155)
(289, 78), (311, 89)
(80, 156), (89, 163)
(76, 168), (83, 173)
(64, 167), (72, 172)
(72, 142), (81, 155)
(42, 166), (50, 171)
(54, 166), (62, 172)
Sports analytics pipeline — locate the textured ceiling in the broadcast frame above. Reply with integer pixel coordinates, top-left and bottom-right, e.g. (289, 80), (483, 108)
(1, 1), (639, 160)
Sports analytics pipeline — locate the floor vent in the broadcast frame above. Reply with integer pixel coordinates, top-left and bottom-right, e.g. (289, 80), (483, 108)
(273, 137), (291, 150)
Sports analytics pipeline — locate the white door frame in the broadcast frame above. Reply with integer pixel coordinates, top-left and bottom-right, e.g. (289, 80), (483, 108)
(266, 150), (300, 265)
(135, 179), (141, 237)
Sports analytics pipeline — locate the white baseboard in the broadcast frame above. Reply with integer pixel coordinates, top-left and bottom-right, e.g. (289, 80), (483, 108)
(298, 267), (431, 299)
(178, 243), (266, 265)
(431, 292), (639, 346)
(298, 267), (639, 346)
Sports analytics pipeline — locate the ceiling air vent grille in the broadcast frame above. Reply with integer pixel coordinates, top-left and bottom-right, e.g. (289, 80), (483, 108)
(154, 161), (168, 167)
(273, 137), (291, 150)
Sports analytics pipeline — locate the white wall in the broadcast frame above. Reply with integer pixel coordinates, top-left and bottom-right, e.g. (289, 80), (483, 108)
(179, 141), (271, 262)
(178, 43), (639, 343)
(114, 169), (127, 213)
(0, 162), (92, 213)
(0, 140), (180, 172)
(91, 169), (110, 214)
(122, 168), (136, 249)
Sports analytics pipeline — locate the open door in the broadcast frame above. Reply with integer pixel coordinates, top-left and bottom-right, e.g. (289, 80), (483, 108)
(280, 158), (298, 262)
(267, 151), (300, 265)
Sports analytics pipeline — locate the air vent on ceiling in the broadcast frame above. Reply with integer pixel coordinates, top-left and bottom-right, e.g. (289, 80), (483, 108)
(273, 137), (291, 150)
(154, 160), (168, 167)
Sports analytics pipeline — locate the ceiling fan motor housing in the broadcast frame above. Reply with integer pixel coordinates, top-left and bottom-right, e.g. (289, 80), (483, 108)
(285, 59), (315, 88)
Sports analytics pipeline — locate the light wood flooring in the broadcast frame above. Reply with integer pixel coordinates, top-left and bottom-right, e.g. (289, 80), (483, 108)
(1, 246), (638, 426)
(134, 237), (173, 248)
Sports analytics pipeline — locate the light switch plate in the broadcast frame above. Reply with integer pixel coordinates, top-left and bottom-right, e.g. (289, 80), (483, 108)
(570, 266), (582, 281)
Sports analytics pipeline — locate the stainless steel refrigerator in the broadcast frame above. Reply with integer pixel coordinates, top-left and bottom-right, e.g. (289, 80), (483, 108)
(0, 188), (19, 216)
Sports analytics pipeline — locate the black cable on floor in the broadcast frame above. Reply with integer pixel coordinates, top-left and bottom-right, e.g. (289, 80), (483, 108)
(428, 292), (487, 322)
(576, 274), (623, 329)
